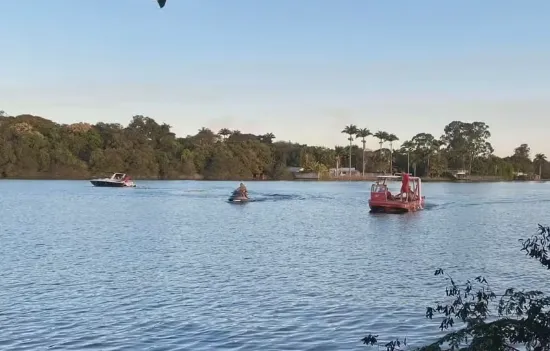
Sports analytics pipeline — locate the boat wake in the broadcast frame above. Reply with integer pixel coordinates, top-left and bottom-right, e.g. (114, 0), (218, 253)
(422, 203), (439, 210)
(251, 193), (304, 202)
(431, 197), (550, 210)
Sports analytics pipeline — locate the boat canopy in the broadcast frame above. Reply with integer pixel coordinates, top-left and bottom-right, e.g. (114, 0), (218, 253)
(376, 175), (422, 181)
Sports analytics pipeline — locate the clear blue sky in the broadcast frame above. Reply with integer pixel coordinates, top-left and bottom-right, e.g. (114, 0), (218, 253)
(1, 0), (549, 157)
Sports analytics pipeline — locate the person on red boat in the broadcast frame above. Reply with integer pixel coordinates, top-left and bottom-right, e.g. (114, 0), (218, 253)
(408, 185), (415, 200)
(400, 172), (410, 202)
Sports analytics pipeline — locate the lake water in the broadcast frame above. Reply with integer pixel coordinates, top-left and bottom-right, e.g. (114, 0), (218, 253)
(1, 180), (549, 350)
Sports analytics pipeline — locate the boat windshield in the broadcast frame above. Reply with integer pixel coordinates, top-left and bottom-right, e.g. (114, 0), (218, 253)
(112, 173), (125, 180)
(371, 183), (389, 194)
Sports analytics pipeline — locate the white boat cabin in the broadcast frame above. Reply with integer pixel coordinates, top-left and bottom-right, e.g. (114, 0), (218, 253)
(110, 173), (128, 181)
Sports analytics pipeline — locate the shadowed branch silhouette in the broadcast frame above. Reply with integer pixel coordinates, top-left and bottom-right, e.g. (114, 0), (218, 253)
(362, 224), (550, 351)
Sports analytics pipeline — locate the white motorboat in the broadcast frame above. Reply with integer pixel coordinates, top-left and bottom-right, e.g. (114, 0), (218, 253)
(90, 173), (136, 187)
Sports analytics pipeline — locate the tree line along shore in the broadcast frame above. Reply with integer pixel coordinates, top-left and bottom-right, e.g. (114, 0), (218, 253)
(0, 111), (547, 181)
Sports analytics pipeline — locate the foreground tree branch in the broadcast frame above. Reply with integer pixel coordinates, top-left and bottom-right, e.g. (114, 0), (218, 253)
(363, 225), (550, 351)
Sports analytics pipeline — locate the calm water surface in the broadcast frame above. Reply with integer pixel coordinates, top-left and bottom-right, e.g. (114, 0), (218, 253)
(1, 180), (549, 350)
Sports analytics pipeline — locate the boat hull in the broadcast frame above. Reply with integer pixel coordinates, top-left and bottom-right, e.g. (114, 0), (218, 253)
(90, 180), (135, 187)
(228, 188), (250, 203)
(228, 199), (248, 203)
(228, 196), (249, 203)
(369, 197), (425, 213)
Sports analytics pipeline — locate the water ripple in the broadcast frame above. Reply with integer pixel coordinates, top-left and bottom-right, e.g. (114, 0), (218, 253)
(0, 180), (549, 350)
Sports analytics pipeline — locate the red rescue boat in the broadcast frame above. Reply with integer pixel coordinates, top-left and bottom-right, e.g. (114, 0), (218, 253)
(368, 174), (425, 213)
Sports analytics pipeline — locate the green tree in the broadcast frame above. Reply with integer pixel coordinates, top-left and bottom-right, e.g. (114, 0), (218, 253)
(441, 121), (493, 174)
(508, 143), (533, 174)
(0, 114), (541, 182)
(399, 140), (422, 176)
(428, 140), (446, 177)
(202, 145), (240, 179)
(402, 133), (442, 177)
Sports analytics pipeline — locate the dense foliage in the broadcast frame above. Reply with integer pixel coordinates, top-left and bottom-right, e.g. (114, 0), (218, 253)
(363, 224), (550, 351)
(0, 111), (547, 180)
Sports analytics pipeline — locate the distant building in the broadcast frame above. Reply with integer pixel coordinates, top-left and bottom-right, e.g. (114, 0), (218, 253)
(447, 169), (469, 181)
(287, 167), (304, 173)
(286, 166), (319, 180)
(513, 171), (535, 180)
(329, 167), (360, 177)
(293, 172), (320, 180)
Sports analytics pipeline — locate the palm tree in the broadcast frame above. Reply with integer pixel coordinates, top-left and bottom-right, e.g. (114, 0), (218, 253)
(374, 131), (387, 150)
(373, 131), (389, 172)
(198, 127), (212, 134)
(217, 128), (231, 141)
(386, 133), (399, 174)
(259, 133), (276, 144)
(356, 128), (372, 176)
(400, 140), (415, 174)
(534, 153), (547, 179)
(334, 146), (346, 177)
(341, 124), (358, 179)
